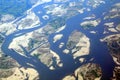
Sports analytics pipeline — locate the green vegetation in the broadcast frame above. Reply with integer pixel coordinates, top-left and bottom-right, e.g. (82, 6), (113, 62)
(67, 41), (76, 49)
(80, 72), (84, 77)
(49, 17), (66, 29)
(0, 69), (14, 78)
(90, 70), (99, 77)
(0, 0), (32, 17)
(0, 57), (17, 69)
(81, 24), (95, 29)
(0, 35), (4, 43)
(28, 38), (39, 50)
(33, 54), (41, 58)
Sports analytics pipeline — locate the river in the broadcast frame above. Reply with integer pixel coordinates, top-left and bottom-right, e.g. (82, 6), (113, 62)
(1, 0), (120, 80)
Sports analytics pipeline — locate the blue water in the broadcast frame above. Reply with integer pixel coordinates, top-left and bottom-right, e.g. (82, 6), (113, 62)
(47, 0), (119, 79)
(1, 0), (120, 80)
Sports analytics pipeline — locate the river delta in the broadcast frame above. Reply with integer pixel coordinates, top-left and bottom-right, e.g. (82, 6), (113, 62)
(0, 0), (120, 80)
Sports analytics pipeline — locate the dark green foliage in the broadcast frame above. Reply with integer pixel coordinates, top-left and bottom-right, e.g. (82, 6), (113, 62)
(33, 54), (41, 58)
(0, 35), (4, 43)
(90, 70), (99, 77)
(28, 38), (34, 49)
(67, 41), (76, 49)
(49, 17), (66, 29)
(0, 57), (17, 69)
(28, 38), (39, 50)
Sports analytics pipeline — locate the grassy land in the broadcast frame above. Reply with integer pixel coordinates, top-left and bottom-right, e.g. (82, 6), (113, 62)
(49, 17), (66, 29)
